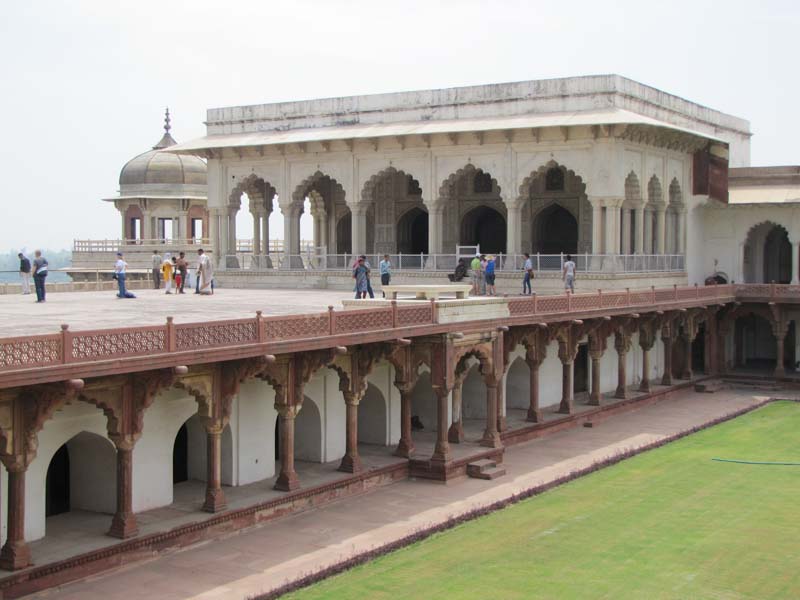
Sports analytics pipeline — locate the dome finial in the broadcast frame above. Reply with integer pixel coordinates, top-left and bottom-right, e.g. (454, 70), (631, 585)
(152, 107), (177, 150)
(164, 107), (171, 133)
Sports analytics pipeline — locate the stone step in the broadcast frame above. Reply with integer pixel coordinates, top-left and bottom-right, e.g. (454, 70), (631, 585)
(694, 380), (726, 393)
(470, 465), (507, 480)
(721, 377), (782, 391)
(467, 458), (505, 480)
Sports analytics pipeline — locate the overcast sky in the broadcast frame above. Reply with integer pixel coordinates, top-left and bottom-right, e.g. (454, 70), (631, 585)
(1, 0), (798, 251)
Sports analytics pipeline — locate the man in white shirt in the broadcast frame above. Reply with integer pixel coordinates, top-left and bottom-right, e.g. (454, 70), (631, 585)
(114, 252), (136, 298)
(151, 250), (162, 289)
(562, 254), (576, 292)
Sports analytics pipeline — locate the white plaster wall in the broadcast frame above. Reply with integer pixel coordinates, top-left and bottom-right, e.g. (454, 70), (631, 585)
(295, 396), (323, 463)
(132, 389), (198, 512)
(26, 401), (110, 541)
(184, 415), (234, 486)
(538, 340), (564, 409)
(358, 384), (388, 445)
(365, 362), (399, 446)
(235, 379), (276, 485)
(462, 364), (487, 420)
(68, 432), (116, 515)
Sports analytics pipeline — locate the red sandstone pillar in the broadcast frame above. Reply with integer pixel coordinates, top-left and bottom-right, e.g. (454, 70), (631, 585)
(615, 349), (628, 399)
(203, 427), (227, 512)
(0, 468), (31, 570)
(430, 389), (451, 464)
(108, 445), (139, 538)
(527, 359), (542, 422)
(447, 379), (464, 443)
(639, 348), (651, 393)
(481, 382), (502, 448)
(274, 406), (300, 491)
(661, 330), (673, 386)
(775, 333), (786, 378)
(681, 335), (693, 380)
(588, 350), (602, 406)
(558, 359), (573, 414)
(496, 378), (507, 433)
(339, 394), (363, 473)
(394, 387), (415, 458)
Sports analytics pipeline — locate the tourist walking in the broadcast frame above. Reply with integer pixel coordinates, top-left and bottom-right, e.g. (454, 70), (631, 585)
(480, 255), (488, 295)
(114, 252), (136, 298)
(353, 257), (369, 299)
(485, 255), (497, 296)
(563, 254), (576, 292)
(151, 250), (162, 289)
(522, 253), (533, 295)
(197, 248), (214, 295)
(162, 253), (174, 294)
(361, 255), (375, 299)
(18, 252), (31, 295)
(32, 250), (48, 303)
(379, 254), (391, 297)
(470, 254), (482, 295)
(176, 252), (188, 294)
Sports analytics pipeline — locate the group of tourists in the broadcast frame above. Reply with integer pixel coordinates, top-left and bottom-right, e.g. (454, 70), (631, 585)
(17, 250), (48, 302)
(352, 254), (393, 299)
(464, 252), (577, 296)
(114, 248), (214, 299)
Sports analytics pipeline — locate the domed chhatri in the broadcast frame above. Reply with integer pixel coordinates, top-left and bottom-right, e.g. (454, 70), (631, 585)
(119, 109), (207, 187)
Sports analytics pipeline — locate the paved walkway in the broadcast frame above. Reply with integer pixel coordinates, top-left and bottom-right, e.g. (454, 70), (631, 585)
(0, 289), (355, 336)
(28, 388), (781, 600)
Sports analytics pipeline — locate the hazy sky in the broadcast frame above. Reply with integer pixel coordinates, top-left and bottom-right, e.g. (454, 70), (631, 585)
(2, 0), (798, 251)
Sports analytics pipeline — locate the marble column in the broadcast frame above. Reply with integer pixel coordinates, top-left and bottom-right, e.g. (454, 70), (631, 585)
(394, 386), (415, 458)
(430, 388), (451, 464)
(427, 207), (444, 255)
(262, 209), (270, 255)
(621, 208), (632, 254)
(643, 209), (653, 254)
(506, 205), (522, 256)
(792, 241), (799, 285)
(604, 203), (620, 254)
(350, 205), (368, 256)
(634, 207), (645, 254)
(339, 393), (363, 473)
(252, 213), (261, 257)
(655, 207), (666, 254)
(0, 468), (31, 570)
(448, 377), (464, 443)
(274, 405), (300, 491)
(108, 444), (138, 538)
(676, 210), (686, 254)
(203, 426), (227, 512)
(591, 202), (603, 254)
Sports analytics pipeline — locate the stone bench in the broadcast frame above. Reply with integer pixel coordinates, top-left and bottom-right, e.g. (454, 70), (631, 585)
(382, 284), (472, 300)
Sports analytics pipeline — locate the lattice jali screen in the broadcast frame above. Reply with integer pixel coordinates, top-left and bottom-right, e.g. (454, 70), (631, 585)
(264, 315), (329, 340)
(71, 329), (166, 360)
(536, 295), (569, 313)
(0, 336), (62, 370)
(335, 309), (393, 334)
(600, 292), (627, 308)
(176, 321), (257, 350)
(654, 289), (676, 302)
(676, 287), (699, 300)
(570, 294), (600, 311)
(396, 304), (433, 326)
(508, 298), (536, 316)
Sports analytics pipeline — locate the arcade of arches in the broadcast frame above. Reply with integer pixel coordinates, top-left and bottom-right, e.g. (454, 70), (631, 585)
(218, 164), (687, 259)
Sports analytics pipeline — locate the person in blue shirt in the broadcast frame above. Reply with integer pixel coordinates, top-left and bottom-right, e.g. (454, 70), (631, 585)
(485, 255), (497, 296)
(379, 254), (391, 298)
(522, 253), (533, 295)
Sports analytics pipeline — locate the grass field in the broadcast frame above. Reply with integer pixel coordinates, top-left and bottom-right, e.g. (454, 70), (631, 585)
(285, 401), (800, 600)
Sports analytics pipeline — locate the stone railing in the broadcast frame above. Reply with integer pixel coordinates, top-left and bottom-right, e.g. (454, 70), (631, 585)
(0, 283), (753, 382)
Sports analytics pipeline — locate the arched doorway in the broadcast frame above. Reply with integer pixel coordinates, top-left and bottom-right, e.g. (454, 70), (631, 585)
(336, 213), (352, 254)
(173, 423), (189, 484)
(534, 205), (578, 254)
(397, 208), (429, 254)
(461, 206), (506, 254)
(357, 383), (388, 445)
(45, 432), (116, 519)
(764, 227), (792, 283)
(295, 397), (323, 462)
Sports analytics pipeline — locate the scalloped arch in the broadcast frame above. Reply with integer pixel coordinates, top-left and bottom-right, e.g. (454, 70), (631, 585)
(439, 163), (501, 203)
(625, 171), (642, 206)
(292, 170), (345, 206)
(361, 166), (422, 204)
(229, 174), (276, 213)
(646, 175), (664, 206)
(745, 220), (790, 242)
(668, 177), (684, 206)
(516, 160), (586, 206)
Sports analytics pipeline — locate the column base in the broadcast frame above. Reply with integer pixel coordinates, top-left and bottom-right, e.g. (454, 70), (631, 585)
(774, 368), (786, 379)
(480, 431), (502, 449)
(202, 488), (228, 513)
(557, 399), (573, 414)
(430, 441), (451, 464)
(338, 453), (363, 474)
(394, 438), (415, 458)
(614, 386), (628, 399)
(274, 471), (300, 492)
(108, 512), (139, 539)
(0, 541), (31, 571)
(497, 416), (507, 432)
(526, 408), (542, 422)
(639, 380), (651, 393)
(680, 371), (693, 380)
(587, 394), (602, 407)
(661, 374), (673, 386)
(447, 421), (464, 443)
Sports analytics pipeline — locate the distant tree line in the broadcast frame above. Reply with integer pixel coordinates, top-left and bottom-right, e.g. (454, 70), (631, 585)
(0, 249), (71, 271)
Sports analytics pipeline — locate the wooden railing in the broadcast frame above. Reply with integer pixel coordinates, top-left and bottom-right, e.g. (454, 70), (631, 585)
(1, 283), (795, 378)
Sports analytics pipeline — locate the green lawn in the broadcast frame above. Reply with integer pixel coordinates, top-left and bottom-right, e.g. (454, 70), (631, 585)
(285, 401), (800, 600)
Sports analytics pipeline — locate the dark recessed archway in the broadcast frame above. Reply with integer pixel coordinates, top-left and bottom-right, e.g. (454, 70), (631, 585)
(763, 226), (792, 284)
(461, 206), (506, 254)
(336, 213), (352, 254)
(397, 208), (429, 254)
(534, 205), (578, 254)
(46, 444), (70, 517)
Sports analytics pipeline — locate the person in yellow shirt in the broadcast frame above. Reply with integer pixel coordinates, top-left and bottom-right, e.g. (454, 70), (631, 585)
(161, 252), (174, 294)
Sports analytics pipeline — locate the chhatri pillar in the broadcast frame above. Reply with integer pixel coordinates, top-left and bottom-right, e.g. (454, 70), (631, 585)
(202, 424), (227, 512)
(108, 441), (139, 538)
